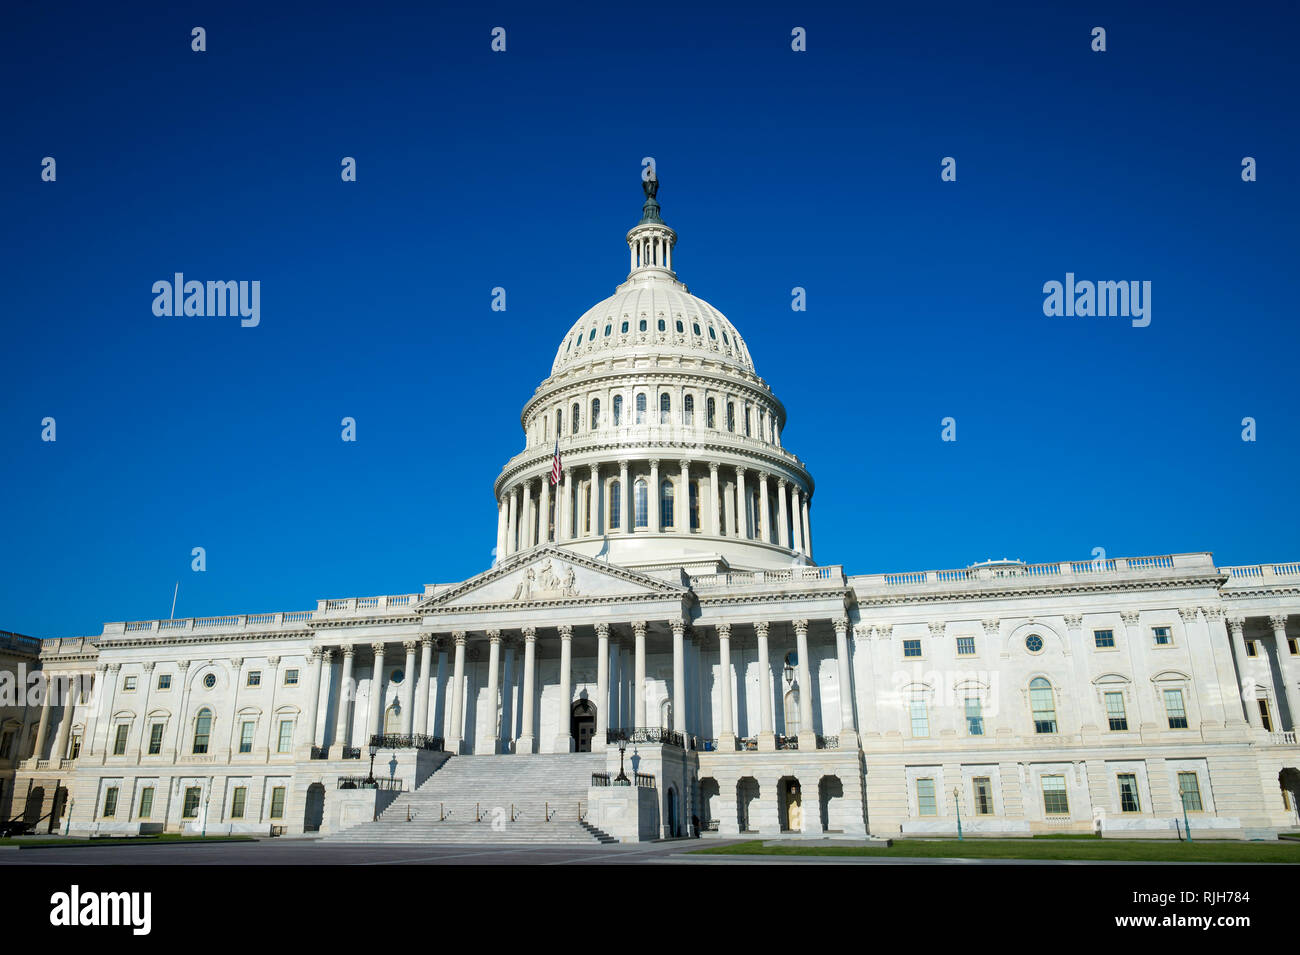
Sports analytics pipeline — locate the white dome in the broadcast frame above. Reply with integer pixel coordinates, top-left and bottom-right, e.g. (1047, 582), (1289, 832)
(551, 271), (754, 377)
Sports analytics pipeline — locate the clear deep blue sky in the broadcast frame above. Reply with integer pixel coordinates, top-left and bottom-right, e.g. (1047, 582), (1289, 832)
(2, 1), (1297, 638)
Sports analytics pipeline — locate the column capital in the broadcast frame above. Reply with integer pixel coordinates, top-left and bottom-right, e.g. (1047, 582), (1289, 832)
(875, 624), (893, 640)
(618, 459), (630, 470)
(589, 462), (599, 475)
(632, 621), (647, 638)
(107, 662), (121, 673)
(487, 629), (502, 644)
(756, 468), (770, 482)
(370, 642), (386, 655)
(419, 634), (435, 648)
(648, 458), (660, 469)
(928, 621), (945, 638)
(852, 623), (871, 641)
(268, 655), (281, 667)
(670, 617), (686, 636)
(1063, 614), (1083, 631)
(753, 621), (770, 638)
(1178, 607), (1200, 623)
(678, 458), (691, 470)
(141, 660), (156, 672)
(708, 461), (719, 474)
(522, 626), (537, 642)
(321, 648), (335, 662)
(735, 465), (746, 477)
(1270, 613), (1289, 632)
(402, 639), (420, 653)
(595, 622), (610, 639)
(230, 658), (244, 669)
(833, 616), (849, 633)
(452, 631), (467, 645)
(558, 624), (573, 640)
(1202, 605), (1225, 621)
(341, 644), (356, 658)
(793, 619), (808, 635)
(1120, 610), (1141, 627)
(717, 622), (732, 640)
(1226, 616), (1246, 635)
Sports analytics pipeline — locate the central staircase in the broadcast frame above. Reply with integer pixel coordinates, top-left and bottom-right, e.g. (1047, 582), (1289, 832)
(327, 753), (617, 845)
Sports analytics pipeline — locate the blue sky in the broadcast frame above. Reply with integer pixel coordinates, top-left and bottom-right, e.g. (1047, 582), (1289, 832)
(2, 1), (1297, 638)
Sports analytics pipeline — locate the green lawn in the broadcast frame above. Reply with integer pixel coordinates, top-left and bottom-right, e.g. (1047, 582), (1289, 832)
(695, 837), (1300, 863)
(1, 834), (258, 849)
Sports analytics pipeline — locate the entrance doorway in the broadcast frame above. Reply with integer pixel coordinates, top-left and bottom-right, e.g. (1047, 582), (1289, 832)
(304, 783), (325, 832)
(571, 700), (596, 752)
(779, 777), (803, 832)
(667, 786), (679, 837)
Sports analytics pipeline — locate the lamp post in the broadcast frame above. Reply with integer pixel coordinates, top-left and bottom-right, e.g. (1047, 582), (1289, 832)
(614, 739), (630, 785)
(366, 739), (378, 786)
(953, 786), (963, 841)
(1180, 789), (1193, 843)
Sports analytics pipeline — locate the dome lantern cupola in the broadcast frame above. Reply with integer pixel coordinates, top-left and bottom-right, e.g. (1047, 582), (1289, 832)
(626, 173), (677, 276)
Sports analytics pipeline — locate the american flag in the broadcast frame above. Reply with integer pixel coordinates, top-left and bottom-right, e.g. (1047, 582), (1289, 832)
(550, 439), (562, 485)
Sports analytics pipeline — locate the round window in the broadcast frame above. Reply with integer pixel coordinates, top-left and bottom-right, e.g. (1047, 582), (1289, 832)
(203, 673), (216, 689)
(390, 669), (405, 685)
(1025, 634), (1044, 653)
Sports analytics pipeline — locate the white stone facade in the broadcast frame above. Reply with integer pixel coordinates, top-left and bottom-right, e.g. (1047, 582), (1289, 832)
(6, 182), (1299, 841)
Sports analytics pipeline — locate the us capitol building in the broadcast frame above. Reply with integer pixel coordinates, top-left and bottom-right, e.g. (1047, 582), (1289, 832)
(4, 179), (1299, 843)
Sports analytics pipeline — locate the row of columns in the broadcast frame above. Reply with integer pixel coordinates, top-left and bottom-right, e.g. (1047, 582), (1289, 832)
(1227, 613), (1300, 731)
(496, 460), (812, 559)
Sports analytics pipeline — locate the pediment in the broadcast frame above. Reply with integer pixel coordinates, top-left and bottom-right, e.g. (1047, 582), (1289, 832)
(416, 547), (689, 614)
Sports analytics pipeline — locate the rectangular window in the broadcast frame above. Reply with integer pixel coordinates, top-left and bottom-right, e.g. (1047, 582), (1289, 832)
(1164, 688), (1189, 729)
(909, 699), (929, 738)
(1104, 691), (1128, 731)
(270, 786), (286, 819)
(230, 786), (247, 819)
(965, 697), (984, 736)
(1094, 629), (1115, 648)
(182, 786), (202, 819)
(972, 777), (993, 815)
(148, 723), (164, 754)
(138, 787), (154, 819)
(123, 675), (137, 692)
(956, 636), (976, 656)
(284, 669), (299, 686)
(1259, 698), (1273, 732)
(902, 639), (922, 658)
(916, 778), (937, 816)
(1245, 640), (1258, 658)
(157, 673), (171, 690)
(113, 724), (129, 755)
(277, 720), (294, 753)
(69, 734), (81, 759)
(1118, 773), (1141, 812)
(1289, 638), (1298, 655)
(102, 787), (119, 818)
(1177, 772), (1203, 812)
(240, 721), (255, 754)
(1041, 775), (1069, 816)
(1152, 626), (1172, 646)
(246, 671), (262, 687)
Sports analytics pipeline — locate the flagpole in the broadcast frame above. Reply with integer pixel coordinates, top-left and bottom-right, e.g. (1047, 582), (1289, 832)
(170, 581), (179, 620)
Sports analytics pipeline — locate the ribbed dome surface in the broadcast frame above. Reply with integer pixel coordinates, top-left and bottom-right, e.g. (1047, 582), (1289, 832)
(551, 270), (754, 377)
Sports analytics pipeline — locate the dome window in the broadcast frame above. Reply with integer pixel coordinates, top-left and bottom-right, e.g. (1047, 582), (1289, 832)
(675, 320), (684, 333)
(621, 321), (629, 334)
(604, 324), (612, 337)
(588, 327), (596, 341)
(692, 323), (701, 336)
(613, 395), (623, 426)
(572, 402), (581, 433)
(659, 393), (671, 424)
(708, 327), (717, 340)
(639, 319), (648, 332)
(722, 331), (730, 345)
(635, 393), (646, 425)
(657, 318), (666, 332)
(634, 479), (649, 528)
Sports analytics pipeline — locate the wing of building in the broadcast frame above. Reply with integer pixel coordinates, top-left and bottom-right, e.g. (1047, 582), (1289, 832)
(5, 181), (1299, 843)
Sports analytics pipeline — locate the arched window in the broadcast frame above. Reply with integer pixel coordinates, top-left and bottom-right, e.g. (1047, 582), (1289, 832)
(784, 689), (800, 735)
(609, 480), (621, 529)
(675, 319), (684, 333)
(556, 408), (563, 436)
(635, 394), (646, 425)
(621, 320), (629, 333)
(757, 410), (765, 442)
(659, 393), (671, 424)
(639, 318), (647, 332)
(660, 479), (674, 529)
(684, 394), (694, 425)
(193, 708), (212, 754)
(743, 403), (752, 436)
(571, 402), (580, 434)
(750, 488), (761, 540)
(689, 480), (700, 531)
(726, 402), (735, 433)
(706, 397), (716, 429)
(1030, 678), (1057, 734)
(591, 398), (600, 429)
(634, 479), (649, 528)
(657, 317), (666, 332)
(613, 395), (623, 426)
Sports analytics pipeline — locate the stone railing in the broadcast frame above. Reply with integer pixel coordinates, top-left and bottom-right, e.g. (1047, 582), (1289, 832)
(854, 553), (1212, 592)
(1265, 730), (1297, 746)
(1221, 563), (1300, 584)
(104, 593), (423, 641)
(691, 565), (841, 592)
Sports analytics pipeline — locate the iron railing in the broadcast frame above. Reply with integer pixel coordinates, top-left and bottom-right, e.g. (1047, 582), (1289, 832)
(368, 734), (444, 751)
(591, 773), (611, 787)
(817, 735), (839, 750)
(341, 747), (362, 760)
(310, 746), (330, 760)
(775, 735), (798, 750)
(336, 776), (404, 791)
(606, 727), (684, 749)
(635, 773), (656, 789)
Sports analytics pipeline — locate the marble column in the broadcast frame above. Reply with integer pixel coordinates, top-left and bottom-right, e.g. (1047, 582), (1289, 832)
(672, 617), (687, 738)
(589, 463), (600, 536)
(518, 627), (537, 754)
(679, 459), (691, 532)
(758, 471), (770, 544)
(755, 621), (775, 750)
(707, 462), (720, 536)
(1270, 614), (1300, 732)
(52, 673), (74, 761)
(537, 473), (550, 545)
(833, 616), (857, 744)
(596, 623), (610, 751)
(32, 677), (54, 760)
(555, 625), (574, 752)
(794, 619), (816, 749)
(334, 645), (355, 748)
(398, 641), (417, 736)
(523, 479), (536, 548)
(414, 637), (433, 736)
(618, 460), (630, 533)
(633, 620), (648, 727)
(478, 631), (502, 754)
(448, 632), (467, 753)
(502, 637), (516, 749)
(1204, 607), (1247, 726)
(791, 487), (805, 554)
(777, 478), (790, 549)
(718, 623), (735, 750)
(507, 486), (519, 556)
(560, 466), (573, 542)
(1228, 617), (1263, 728)
(649, 460), (660, 533)
(367, 643), (387, 742)
(303, 648), (325, 749)
(496, 498), (507, 562)
(802, 495), (812, 559)
(735, 466), (747, 539)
